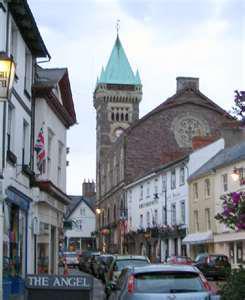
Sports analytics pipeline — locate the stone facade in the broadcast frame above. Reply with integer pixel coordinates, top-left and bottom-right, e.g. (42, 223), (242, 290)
(94, 39), (234, 253)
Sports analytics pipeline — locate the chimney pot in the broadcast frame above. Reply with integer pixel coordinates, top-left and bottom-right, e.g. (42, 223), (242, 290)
(176, 77), (199, 92)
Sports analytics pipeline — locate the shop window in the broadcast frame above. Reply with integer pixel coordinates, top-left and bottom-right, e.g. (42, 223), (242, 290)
(8, 205), (26, 278)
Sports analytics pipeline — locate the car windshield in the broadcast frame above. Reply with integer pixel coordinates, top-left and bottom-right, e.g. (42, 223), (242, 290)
(102, 256), (113, 264)
(134, 271), (205, 293)
(65, 253), (77, 257)
(116, 259), (149, 271)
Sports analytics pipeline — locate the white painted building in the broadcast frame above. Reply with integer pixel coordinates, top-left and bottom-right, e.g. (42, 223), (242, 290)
(31, 66), (76, 275)
(0, 1), (49, 299)
(126, 138), (224, 261)
(64, 196), (96, 252)
(0, 2), (77, 299)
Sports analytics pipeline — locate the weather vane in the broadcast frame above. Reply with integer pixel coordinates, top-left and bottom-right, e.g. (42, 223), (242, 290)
(116, 19), (120, 35)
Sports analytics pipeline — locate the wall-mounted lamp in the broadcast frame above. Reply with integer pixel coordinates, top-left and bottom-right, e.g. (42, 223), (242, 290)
(0, 52), (15, 101)
(231, 167), (240, 182)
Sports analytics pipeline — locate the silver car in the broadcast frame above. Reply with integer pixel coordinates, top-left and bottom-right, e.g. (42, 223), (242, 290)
(108, 264), (220, 300)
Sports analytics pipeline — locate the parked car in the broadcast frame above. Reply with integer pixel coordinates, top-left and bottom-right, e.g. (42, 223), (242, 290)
(88, 252), (101, 274)
(79, 250), (100, 273)
(108, 264), (220, 300)
(105, 255), (150, 296)
(63, 252), (79, 267)
(166, 255), (194, 265)
(93, 254), (114, 281)
(194, 253), (231, 280)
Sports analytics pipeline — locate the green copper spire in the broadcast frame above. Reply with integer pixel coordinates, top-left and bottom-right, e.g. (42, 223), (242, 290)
(98, 35), (141, 85)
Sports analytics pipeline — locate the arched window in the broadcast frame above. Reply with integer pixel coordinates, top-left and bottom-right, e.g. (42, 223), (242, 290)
(116, 113), (119, 121)
(121, 113), (124, 121)
(111, 112), (114, 121)
(125, 113), (129, 121)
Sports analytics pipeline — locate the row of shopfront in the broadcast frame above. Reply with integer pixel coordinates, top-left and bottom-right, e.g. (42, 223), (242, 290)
(1, 182), (67, 299)
(97, 222), (245, 267)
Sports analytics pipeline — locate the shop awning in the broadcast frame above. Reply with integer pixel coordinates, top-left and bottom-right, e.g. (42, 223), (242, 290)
(6, 186), (32, 211)
(182, 231), (213, 245)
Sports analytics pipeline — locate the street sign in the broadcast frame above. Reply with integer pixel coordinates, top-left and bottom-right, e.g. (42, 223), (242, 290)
(25, 275), (93, 300)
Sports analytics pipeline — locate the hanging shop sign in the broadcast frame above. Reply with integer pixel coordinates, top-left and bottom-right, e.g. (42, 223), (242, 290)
(25, 275), (93, 300)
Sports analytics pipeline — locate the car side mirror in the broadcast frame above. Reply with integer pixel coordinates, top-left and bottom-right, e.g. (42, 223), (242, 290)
(110, 282), (120, 291)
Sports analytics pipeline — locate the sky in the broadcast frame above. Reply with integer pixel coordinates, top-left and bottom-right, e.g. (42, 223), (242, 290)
(28, 0), (244, 195)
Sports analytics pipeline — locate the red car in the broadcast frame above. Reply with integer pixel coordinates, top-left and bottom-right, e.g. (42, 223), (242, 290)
(166, 255), (194, 265)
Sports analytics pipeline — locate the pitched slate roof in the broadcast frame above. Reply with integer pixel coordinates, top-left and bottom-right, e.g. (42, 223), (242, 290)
(189, 141), (245, 181)
(34, 66), (77, 127)
(65, 195), (95, 219)
(97, 35), (141, 85)
(8, 0), (50, 58)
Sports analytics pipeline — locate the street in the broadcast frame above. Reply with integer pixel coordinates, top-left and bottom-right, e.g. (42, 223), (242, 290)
(68, 268), (105, 300)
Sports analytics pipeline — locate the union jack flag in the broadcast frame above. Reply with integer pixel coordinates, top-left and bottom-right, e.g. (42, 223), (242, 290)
(34, 127), (46, 173)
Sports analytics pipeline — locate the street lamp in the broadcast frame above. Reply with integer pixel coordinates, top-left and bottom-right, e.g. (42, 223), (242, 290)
(0, 52), (15, 100)
(95, 208), (101, 215)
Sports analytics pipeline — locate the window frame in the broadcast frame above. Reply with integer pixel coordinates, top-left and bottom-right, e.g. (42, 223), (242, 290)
(171, 169), (176, 189)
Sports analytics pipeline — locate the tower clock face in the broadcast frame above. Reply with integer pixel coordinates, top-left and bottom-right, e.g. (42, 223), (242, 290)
(115, 128), (124, 138)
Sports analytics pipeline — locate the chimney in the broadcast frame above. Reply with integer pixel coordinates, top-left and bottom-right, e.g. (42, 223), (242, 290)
(192, 135), (218, 151)
(82, 179), (96, 198)
(176, 77), (199, 92)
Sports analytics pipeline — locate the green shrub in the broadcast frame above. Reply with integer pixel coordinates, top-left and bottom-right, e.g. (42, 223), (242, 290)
(220, 266), (245, 300)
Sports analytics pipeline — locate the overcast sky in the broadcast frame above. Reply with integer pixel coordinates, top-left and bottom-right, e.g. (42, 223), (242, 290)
(28, 0), (244, 195)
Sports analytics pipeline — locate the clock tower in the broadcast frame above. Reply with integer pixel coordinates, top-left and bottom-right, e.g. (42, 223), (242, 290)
(94, 35), (142, 198)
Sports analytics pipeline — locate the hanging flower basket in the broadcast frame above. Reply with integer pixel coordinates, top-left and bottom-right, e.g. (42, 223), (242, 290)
(215, 192), (245, 230)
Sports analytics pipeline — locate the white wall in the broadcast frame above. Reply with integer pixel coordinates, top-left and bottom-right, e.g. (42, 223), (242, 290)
(127, 139), (225, 235)
(34, 97), (67, 192)
(127, 162), (188, 231)
(65, 201), (96, 239)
